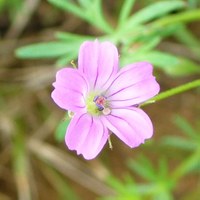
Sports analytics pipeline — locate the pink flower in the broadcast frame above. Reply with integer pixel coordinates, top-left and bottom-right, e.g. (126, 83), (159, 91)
(51, 40), (160, 160)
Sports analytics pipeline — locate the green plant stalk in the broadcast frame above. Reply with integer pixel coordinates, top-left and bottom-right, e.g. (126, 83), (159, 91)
(142, 79), (200, 106)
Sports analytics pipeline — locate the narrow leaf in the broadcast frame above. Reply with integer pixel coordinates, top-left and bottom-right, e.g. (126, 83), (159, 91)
(47, 0), (89, 21)
(55, 115), (71, 142)
(124, 1), (185, 29)
(161, 136), (197, 151)
(174, 116), (198, 138)
(118, 0), (135, 27)
(125, 51), (200, 76)
(90, 0), (113, 33)
(56, 51), (78, 67)
(55, 32), (93, 41)
(16, 42), (72, 59)
(172, 150), (200, 180)
(174, 24), (200, 58)
(152, 9), (200, 28)
(128, 157), (156, 181)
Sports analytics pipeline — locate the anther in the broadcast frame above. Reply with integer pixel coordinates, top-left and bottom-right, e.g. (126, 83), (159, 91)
(68, 110), (74, 118)
(102, 107), (111, 115)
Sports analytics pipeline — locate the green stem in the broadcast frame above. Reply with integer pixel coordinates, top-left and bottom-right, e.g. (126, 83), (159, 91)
(142, 79), (200, 106)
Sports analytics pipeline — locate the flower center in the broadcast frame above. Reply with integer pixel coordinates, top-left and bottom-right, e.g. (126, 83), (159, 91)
(93, 95), (106, 111)
(86, 93), (111, 116)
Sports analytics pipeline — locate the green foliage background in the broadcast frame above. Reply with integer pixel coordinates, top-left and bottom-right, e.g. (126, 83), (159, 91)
(0, 0), (200, 199)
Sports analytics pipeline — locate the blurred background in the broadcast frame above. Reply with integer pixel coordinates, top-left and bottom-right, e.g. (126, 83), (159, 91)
(0, 0), (200, 199)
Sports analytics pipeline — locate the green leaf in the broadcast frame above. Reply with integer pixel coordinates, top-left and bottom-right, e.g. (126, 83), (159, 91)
(139, 51), (179, 68)
(103, 175), (143, 200)
(136, 37), (161, 53)
(174, 24), (200, 58)
(161, 136), (198, 151)
(78, 0), (91, 8)
(118, 0), (136, 27)
(165, 58), (200, 76)
(158, 158), (169, 179)
(128, 156), (156, 181)
(174, 116), (198, 138)
(152, 9), (200, 28)
(56, 52), (77, 67)
(188, 0), (200, 8)
(128, 157), (175, 199)
(172, 149), (200, 180)
(55, 32), (93, 42)
(43, 166), (80, 200)
(0, 0), (5, 11)
(48, 0), (89, 22)
(55, 115), (71, 142)
(91, 0), (113, 33)
(154, 191), (174, 200)
(124, 0), (185, 29)
(48, 0), (113, 33)
(124, 51), (200, 76)
(16, 33), (88, 60)
(174, 24), (200, 47)
(121, 50), (179, 70)
(56, 33), (92, 65)
(16, 42), (73, 59)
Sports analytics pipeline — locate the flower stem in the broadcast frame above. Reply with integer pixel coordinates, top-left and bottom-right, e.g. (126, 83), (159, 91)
(141, 79), (200, 106)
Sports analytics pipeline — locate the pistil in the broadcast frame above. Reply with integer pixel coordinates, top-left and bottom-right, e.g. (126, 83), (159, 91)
(86, 93), (111, 116)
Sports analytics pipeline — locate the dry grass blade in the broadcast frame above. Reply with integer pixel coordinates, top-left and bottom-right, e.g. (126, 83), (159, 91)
(12, 134), (33, 200)
(28, 139), (116, 197)
(6, 0), (41, 38)
(0, 192), (11, 200)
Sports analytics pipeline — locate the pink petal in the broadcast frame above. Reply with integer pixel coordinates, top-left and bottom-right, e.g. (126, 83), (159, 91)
(78, 40), (119, 90)
(106, 62), (160, 107)
(51, 68), (89, 113)
(65, 113), (109, 160)
(102, 107), (153, 148)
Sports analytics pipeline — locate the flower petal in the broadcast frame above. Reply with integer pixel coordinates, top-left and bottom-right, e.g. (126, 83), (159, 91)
(102, 107), (153, 148)
(78, 40), (119, 90)
(106, 62), (160, 107)
(65, 113), (109, 160)
(51, 68), (88, 113)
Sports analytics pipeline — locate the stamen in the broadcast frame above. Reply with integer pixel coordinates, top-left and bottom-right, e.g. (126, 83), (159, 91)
(93, 96), (99, 102)
(86, 94), (111, 115)
(102, 108), (111, 115)
(70, 60), (77, 68)
(96, 104), (104, 111)
(68, 110), (74, 118)
(108, 135), (113, 150)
